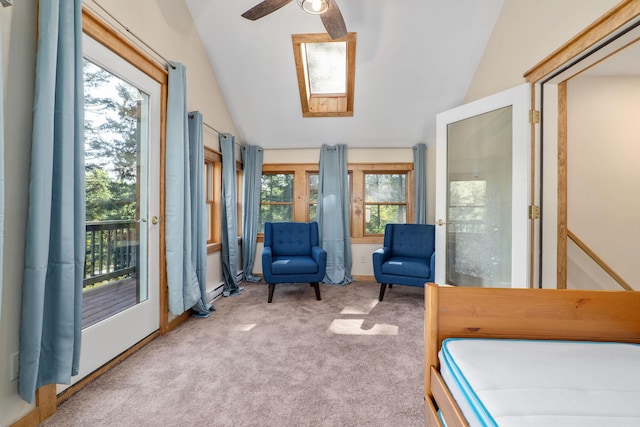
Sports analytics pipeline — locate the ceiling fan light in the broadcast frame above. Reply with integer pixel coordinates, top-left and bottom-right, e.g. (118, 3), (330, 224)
(297, 0), (330, 15)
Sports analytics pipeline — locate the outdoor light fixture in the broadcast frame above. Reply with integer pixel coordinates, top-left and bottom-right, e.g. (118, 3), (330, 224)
(297, 0), (330, 15)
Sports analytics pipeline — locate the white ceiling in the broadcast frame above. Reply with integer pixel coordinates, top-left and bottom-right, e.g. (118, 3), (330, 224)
(185, 0), (504, 149)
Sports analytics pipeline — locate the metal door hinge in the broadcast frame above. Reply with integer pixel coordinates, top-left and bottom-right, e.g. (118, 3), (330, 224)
(528, 205), (540, 219)
(529, 109), (540, 124)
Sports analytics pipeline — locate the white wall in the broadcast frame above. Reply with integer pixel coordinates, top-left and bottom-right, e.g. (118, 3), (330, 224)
(1, 1), (39, 423)
(0, 1), (236, 425)
(465, 0), (620, 102)
(566, 76), (640, 290)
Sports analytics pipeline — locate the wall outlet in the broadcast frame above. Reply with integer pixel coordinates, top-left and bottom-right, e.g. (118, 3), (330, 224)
(10, 352), (19, 381)
(360, 255), (366, 263)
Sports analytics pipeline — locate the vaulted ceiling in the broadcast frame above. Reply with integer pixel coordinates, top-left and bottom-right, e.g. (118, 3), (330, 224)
(185, 0), (504, 149)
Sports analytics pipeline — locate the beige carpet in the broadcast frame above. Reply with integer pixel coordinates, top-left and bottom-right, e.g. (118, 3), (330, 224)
(42, 281), (425, 427)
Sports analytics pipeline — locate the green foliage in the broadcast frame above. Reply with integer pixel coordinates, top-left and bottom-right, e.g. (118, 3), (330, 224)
(366, 205), (406, 234)
(84, 59), (141, 221)
(259, 174), (294, 229)
(365, 173), (407, 233)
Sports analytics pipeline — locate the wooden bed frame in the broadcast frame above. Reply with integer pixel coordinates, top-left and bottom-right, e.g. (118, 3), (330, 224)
(423, 283), (640, 427)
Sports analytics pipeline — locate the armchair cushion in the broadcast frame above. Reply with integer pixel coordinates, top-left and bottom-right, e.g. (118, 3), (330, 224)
(380, 256), (431, 278)
(271, 256), (320, 275)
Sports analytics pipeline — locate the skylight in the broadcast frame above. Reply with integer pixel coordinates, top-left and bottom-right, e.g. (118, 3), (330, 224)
(292, 33), (356, 117)
(305, 42), (346, 94)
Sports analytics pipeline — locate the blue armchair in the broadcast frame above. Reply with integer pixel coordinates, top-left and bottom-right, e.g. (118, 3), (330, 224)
(262, 222), (327, 303)
(372, 223), (435, 301)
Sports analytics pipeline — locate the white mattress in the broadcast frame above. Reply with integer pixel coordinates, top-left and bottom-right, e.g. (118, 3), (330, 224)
(439, 338), (640, 427)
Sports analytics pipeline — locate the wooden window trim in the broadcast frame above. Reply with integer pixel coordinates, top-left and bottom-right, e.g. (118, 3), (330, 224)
(236, 161), (243, 241)
(292, 33), (356, 118)
(352, 164), (414, 242)
(258, 163), (414, 244)
(205, 147), (222, 253)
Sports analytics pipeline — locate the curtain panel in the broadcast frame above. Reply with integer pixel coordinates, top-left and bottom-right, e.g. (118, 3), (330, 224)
(19, 0), (85, 403)
(318, 144), (353, 285)
(413, 143), (427, 224)
(165, 63), (209, 316)
(220, 134), (241, 296)
(188, 112), (213, 315)
(241, 145), (263, 282)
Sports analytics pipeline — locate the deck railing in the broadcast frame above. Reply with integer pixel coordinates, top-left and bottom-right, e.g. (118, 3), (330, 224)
(84, 220), (138, 289)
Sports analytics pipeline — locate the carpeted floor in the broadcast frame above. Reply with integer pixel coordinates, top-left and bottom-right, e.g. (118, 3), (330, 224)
(42, 281), (425, 427)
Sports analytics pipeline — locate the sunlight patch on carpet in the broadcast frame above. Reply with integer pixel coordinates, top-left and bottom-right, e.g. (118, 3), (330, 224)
(328, 319), (398, 335)
(230, 324), (256, 331)
(340, 299), (379, 315)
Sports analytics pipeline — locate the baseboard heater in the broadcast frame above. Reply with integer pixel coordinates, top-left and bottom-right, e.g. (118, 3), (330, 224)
(207, 270), (244, 304)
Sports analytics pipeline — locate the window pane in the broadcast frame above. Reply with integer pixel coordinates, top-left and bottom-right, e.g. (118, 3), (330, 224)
(206, 163), (213, 201)
(308, 204), (317, 222)
(260, 205), (293, 230)
(365, 174), (406, 202)
(304, 42), (347, 94)
(261, 174), (293, 202)
(207, 204), (213, 242)
(365, 205), (406, 234)
(309, 174), (318, 203)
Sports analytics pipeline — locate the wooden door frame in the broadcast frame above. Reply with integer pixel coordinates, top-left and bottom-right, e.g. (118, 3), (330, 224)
(523, 0), (640, 289)
(12, 7), (190, 426)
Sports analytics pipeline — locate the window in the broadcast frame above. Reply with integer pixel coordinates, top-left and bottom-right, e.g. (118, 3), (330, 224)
(351, 164), (413, 240)
(292, 33), (356, 117)
(307, 172), (318, 222)
(237, 161), (243, 240)
(364, 173), (408, 234)
(204, 147), (222, 252)
(259, 163), (413, 242)
(260, 172), (295, 230)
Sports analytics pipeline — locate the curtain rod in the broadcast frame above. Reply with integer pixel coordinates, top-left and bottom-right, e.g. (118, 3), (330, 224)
(203, 122), (222, 135)
(89, 0), (176, 70)
(188, 113), (223, 135)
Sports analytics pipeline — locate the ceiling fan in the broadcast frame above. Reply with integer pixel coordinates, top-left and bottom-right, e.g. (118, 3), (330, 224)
(242, 0), (348, 40)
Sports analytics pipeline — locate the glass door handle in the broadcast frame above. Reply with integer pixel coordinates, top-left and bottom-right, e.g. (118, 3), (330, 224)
(436, 219), (446, 226)
(151, 216), (161, 225)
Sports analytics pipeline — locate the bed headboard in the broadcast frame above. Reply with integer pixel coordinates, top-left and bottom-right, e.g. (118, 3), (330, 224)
(424, 283), (640, 388)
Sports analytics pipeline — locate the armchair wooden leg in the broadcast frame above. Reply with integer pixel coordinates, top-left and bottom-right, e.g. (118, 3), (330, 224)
(268, 283), (275, 303)
(379, 283), (388, 301)
(312, 282), (321, 300)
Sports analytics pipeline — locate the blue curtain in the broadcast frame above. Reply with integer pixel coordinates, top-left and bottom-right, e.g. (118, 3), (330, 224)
(414, 143), (427, 224)
(188, 112), (213, 316)
(0, 17), (4, 319)
(241, 145), (263, 282)
(165, 63), (210, 316)
(318, 144), (353, 285)
(220, 134), (241, 296)
(19, 0), (84, 403)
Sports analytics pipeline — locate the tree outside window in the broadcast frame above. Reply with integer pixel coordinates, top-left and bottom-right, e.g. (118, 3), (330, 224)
(260, 173), (294, 230)
(308, 173), (318, 222)
(364, 173), (407, 234)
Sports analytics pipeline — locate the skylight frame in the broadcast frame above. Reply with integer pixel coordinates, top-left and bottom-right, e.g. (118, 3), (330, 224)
(292, 33), (356, 118)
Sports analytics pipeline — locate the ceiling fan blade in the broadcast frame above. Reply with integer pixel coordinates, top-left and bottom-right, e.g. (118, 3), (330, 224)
(321, 0), (348, 39)
(241, 0), (293, 21)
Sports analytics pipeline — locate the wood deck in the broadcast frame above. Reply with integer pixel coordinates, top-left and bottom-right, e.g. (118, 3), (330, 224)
(82, 277), (139, 329)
